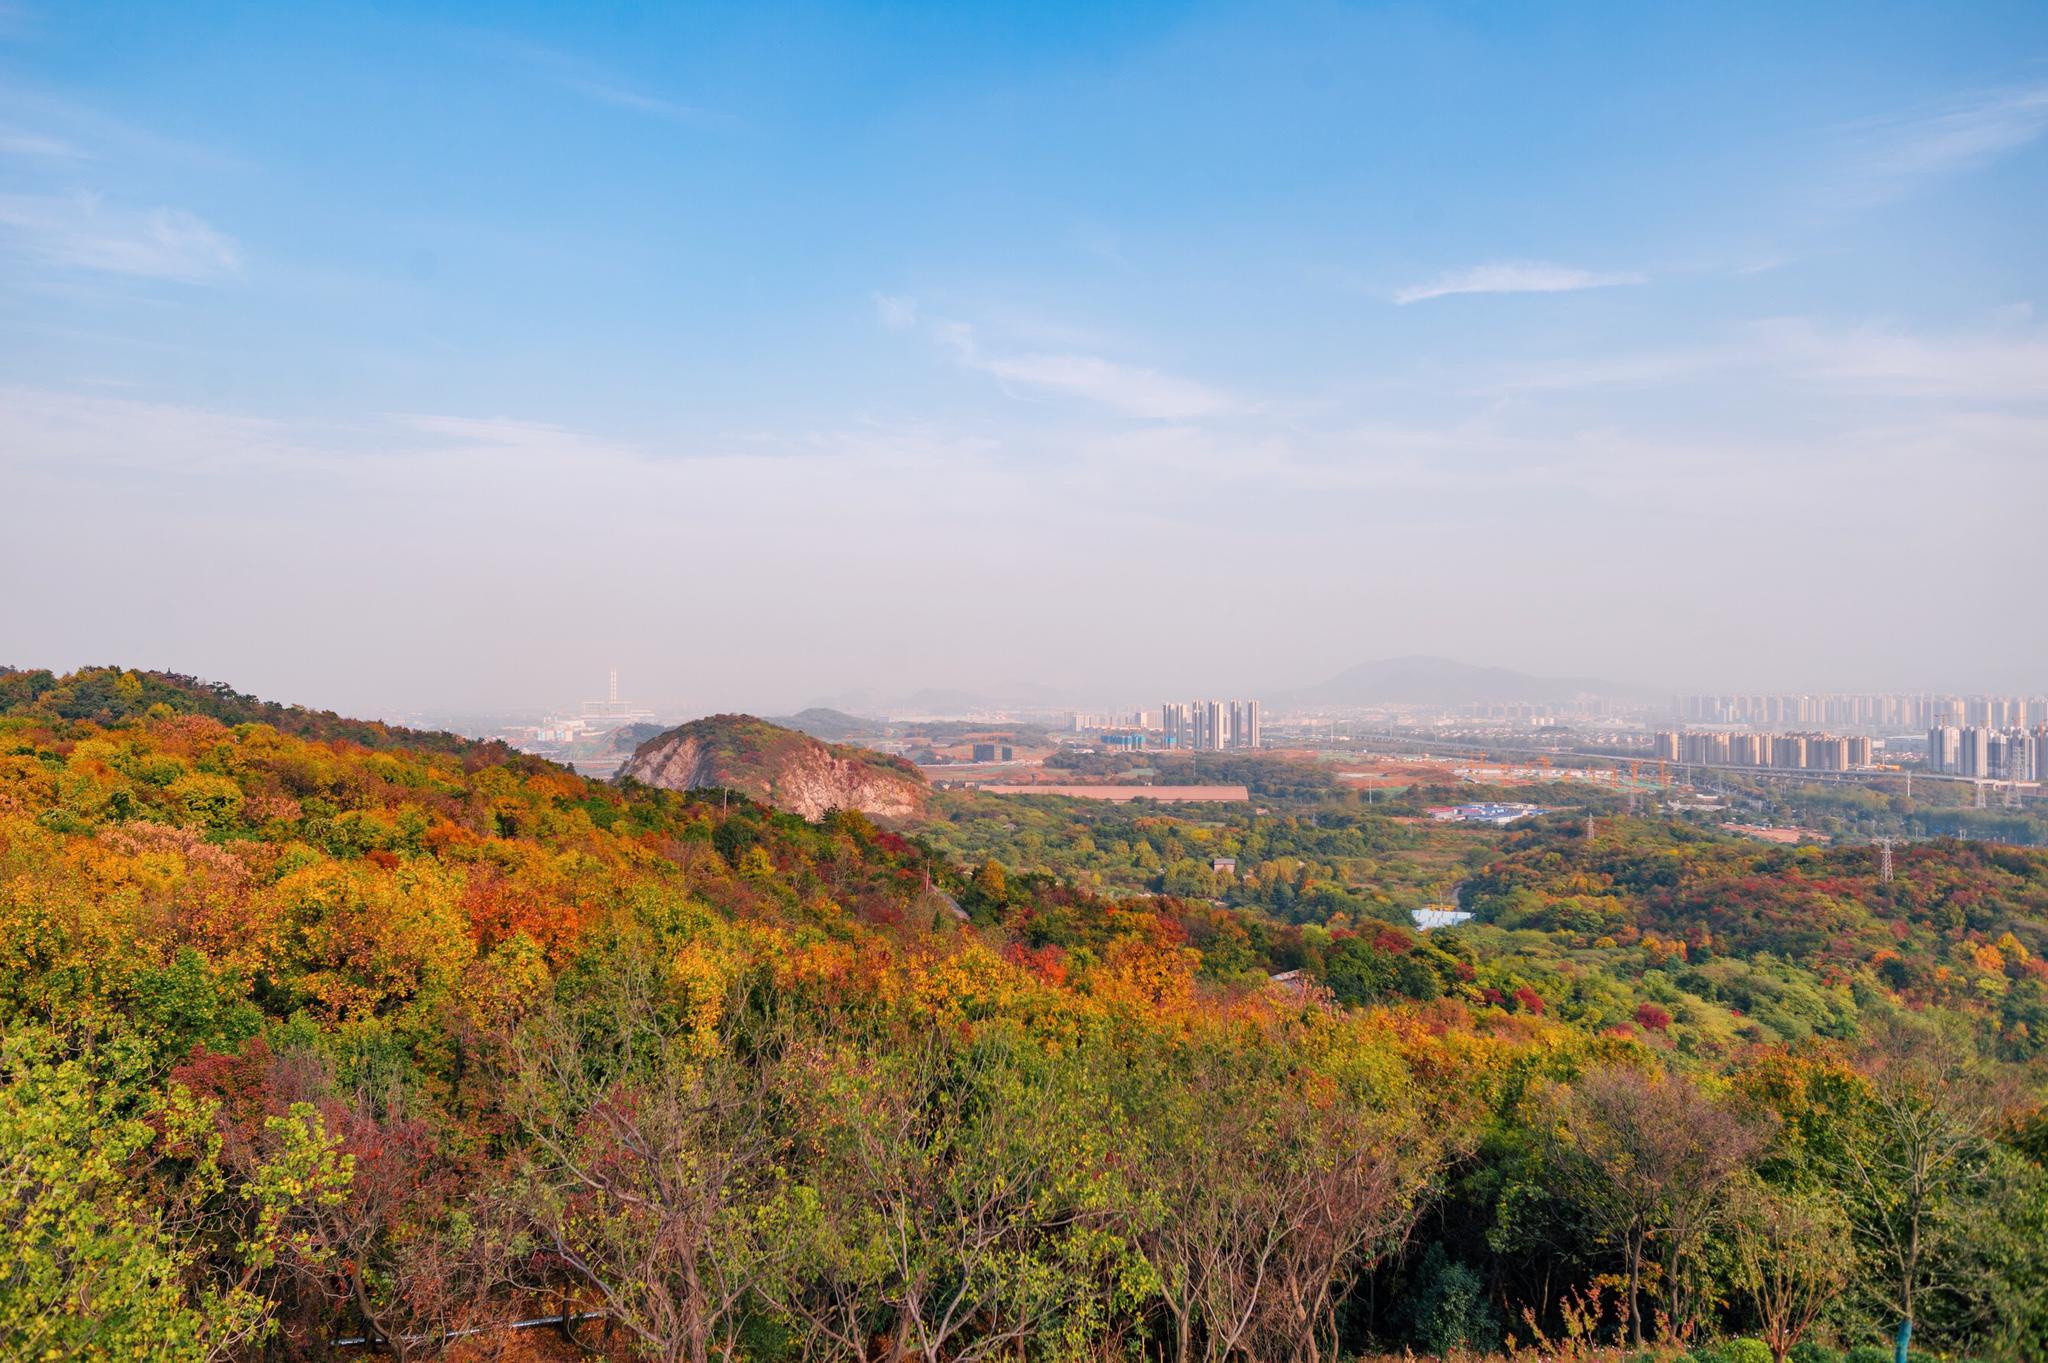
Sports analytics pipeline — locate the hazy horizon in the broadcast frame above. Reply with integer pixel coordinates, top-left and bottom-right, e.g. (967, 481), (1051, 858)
(5, 2), (2046, 717)
(9, 652), (2044, 730)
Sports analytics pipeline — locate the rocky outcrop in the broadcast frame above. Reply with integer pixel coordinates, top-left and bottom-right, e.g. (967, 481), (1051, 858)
(616, 714), (927, 821)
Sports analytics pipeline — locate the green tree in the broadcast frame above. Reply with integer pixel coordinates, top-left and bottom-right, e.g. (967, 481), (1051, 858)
(0, 1028), (269, 1361)
(1547, 1064), (1768, 1347)
(772, 1025), (1149, 1363)
(1730, 1183), (1853, 1362)
(1831, 1017), (2005, 1357)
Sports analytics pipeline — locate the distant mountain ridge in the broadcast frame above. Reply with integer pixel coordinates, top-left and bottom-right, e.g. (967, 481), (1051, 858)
(1279, 655), (1649, 706)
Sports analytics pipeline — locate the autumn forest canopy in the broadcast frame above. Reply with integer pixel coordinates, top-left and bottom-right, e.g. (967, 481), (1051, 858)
(1, 666), (2045, 1363)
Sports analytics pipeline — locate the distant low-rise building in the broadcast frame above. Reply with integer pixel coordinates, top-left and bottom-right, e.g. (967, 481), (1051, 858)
(1427, 802), (1546, 825)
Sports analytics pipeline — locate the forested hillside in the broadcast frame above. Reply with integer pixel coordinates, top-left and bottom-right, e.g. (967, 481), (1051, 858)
(0, 666), (498, 758)
(1, 669), (2043, 1362)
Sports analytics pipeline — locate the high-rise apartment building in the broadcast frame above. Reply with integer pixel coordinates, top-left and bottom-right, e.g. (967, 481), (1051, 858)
(1929, 725), (1961, 774)
(1960, 726), (1990, 778)
(1807, 736), (1851, 771)
(1726, 733), (1766, 766)
(1227, 700), (1263, 751)
(1161, 702), (1191, 749)
(1682, 732), (1730, 765)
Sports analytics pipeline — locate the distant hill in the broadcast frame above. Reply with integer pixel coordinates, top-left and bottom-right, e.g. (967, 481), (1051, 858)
(617, 714), (928, 820)
(600, 721), (671, 754)
(1279, 655), (1649, 707)
(767, 707), (883, 742)
(0, 665), (507, 759)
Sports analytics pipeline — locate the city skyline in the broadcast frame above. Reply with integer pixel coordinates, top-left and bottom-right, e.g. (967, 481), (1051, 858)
(421, 665), (2047, 739)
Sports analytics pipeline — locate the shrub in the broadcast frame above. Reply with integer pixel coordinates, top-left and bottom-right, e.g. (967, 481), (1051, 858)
(1691, 1342), (1774, 1363)
(1788, 1341), (1843, 1363)
(1407, 1243), (1503, 1356)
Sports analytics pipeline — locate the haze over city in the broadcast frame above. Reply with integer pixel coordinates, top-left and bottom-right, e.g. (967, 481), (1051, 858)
(5, 2), (2046, 717)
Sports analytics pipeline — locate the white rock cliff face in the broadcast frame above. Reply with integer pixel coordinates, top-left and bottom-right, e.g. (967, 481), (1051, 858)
(617, 729), (926, 821)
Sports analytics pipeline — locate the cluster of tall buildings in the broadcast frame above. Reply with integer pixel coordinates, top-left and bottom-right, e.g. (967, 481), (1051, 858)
(1926, 726), (2047, 781)
(1674, 693), (2040, 731)
(1653, 731), (1873, 771)
(1161, 699), (1263, 751)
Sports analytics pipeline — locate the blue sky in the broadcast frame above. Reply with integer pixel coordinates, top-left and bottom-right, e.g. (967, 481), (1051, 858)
(3, 2), (2045, 713)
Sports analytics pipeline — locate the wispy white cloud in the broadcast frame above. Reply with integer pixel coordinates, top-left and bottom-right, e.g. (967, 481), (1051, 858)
(1485, 313), (2048, 407)
(0, 85), (247, 171)
(1751, 316), (2048, 403)
(476, 34), (721, 126)
(1487, 347), (1731, 394)
(0, 192), (240, 281)
(962, 349), (1235, 420)
(0, 385), (305, 475)
(880, 296), (1236, 420)
(1393, 260), (1646, 305)
(1846, 84), (2048, 202)
(873, 292), (919, 330)
(553, 74), (713, 124)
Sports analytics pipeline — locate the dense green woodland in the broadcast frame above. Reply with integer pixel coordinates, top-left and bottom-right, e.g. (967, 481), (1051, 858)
(0, 667), (2043, 1363)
